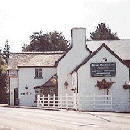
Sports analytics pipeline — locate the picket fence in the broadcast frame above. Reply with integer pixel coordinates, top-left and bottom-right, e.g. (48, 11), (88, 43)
(37, 94), (112, 111)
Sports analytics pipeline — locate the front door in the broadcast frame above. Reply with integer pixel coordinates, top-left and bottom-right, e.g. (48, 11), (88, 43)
(14, 88), (18, 106)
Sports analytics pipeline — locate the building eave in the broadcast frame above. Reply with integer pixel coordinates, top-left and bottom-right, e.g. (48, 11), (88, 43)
(18, 65), (57, 68)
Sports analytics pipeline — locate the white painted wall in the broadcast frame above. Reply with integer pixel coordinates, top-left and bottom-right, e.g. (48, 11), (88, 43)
(75, 47), (130, 112)
(58, 28), (90, 96)
(9, 70), (18, 106)
(18, 67), (56, 106)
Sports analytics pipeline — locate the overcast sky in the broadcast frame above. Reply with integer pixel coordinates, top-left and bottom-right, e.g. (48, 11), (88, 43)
(0, 0), (130, 52)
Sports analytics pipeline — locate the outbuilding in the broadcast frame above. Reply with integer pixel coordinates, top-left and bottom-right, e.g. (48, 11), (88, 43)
(8, 52), (63, 106)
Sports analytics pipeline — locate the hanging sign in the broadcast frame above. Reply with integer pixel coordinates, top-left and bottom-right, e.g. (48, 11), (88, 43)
(90, 62), (116, 77)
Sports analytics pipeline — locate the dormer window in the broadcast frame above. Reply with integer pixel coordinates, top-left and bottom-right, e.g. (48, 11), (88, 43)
(34, 68), (43, 79)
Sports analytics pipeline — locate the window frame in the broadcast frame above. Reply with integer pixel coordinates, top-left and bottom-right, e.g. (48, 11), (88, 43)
(34, 68), (43, 79)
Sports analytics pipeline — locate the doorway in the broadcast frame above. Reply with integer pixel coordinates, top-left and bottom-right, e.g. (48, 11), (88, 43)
(14, 88), (18, 106)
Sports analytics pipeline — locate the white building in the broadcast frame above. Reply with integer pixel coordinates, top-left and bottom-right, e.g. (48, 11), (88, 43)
(8, 52), (63, 106)
(57, 28), (90, 96)
(57, 28), (130, 112)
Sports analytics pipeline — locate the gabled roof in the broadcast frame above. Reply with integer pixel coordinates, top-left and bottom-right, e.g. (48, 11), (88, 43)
(34, 74), (57, 89)
(57, 40), (130, 64)
(71, 43), (128, 73)
(87, 39), (130, 60)
(8, 51), (64, 70)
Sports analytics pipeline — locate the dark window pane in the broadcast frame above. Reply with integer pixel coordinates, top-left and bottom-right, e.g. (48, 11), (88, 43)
(35, 68), (42, 78)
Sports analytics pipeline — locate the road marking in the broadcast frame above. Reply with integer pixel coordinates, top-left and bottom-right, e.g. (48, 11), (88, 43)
(88, 113), (111, 122)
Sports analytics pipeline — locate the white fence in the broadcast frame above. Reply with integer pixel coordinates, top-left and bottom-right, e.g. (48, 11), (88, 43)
(37, 94), (112, 111)
(77, 94), (112, 111)
(37, 94), (76, 110)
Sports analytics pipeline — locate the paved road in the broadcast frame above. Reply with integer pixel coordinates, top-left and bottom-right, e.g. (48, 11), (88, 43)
(0, 106), (130, 130)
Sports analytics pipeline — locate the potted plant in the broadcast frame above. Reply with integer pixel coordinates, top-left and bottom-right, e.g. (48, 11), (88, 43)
(96, 79), (114, 90)
(123, 82), (130, 89)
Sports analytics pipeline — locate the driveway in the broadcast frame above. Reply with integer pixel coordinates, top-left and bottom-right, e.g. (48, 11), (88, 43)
(0, 105), (130, 130)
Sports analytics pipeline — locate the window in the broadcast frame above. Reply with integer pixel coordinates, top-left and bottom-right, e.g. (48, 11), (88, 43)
(35, 68), (43, 78)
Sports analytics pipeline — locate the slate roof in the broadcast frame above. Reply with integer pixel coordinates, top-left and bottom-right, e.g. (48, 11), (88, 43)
(87, 39), (130, 60)
(7, 51), (64, 70)
(57, 40), (130, 64)
(71, 43), (129, 73)
(34, 74), (57, 89)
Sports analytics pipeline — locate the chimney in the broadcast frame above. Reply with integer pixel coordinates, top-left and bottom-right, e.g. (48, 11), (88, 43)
(71, 28), (86, 50)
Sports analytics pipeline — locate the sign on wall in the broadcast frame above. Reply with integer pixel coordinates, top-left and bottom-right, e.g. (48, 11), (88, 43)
(9, 70), (17, 77)
(90, 62), (116, 77)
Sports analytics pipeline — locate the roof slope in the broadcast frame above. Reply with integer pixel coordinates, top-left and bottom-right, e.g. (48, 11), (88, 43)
(8, 52), (64, 70)
(87, 39), (130, 60)
(72, 43), (128, 73)
(34, 74), (57, 89)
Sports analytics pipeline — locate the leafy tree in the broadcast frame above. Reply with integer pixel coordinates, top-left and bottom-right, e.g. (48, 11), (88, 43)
(3, 40), (10, 64)
(0, 53), (8, 103)
(0, 40), (9, 103)
(90, 23), (119, 40)
(0, 57), (5, 75)
(0, 72), (8, 103)
(22, 31), (69, 52)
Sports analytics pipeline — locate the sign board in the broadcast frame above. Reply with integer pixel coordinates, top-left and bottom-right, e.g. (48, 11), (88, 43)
(9, 70), (17, 77)
(90, 62), (116, 77)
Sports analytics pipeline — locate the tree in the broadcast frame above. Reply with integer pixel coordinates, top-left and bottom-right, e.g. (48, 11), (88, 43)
(0, 40), (10, 103)
(0, 52), (8, 103)
(90, 23), (119, 40)
(3, 40), (10, 64)
(22, 31), (69, 52)
(0, 72), (8, 103)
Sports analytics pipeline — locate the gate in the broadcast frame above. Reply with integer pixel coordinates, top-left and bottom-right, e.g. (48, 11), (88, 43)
(37, 94), (112, 111)
(37, 94), (76, 110)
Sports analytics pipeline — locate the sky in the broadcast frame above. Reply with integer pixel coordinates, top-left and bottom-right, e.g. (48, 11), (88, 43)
(0, 0), (130, 52)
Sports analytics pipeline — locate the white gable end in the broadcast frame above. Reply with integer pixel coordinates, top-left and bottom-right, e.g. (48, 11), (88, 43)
(76, 46), (130, 112)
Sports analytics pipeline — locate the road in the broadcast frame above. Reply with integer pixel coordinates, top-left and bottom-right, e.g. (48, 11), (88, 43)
(0, 106), (130, 130)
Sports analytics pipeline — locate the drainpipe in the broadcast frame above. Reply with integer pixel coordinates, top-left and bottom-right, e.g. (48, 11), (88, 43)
(76, 71), (78, 111)
(17, 70), (19, 106)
